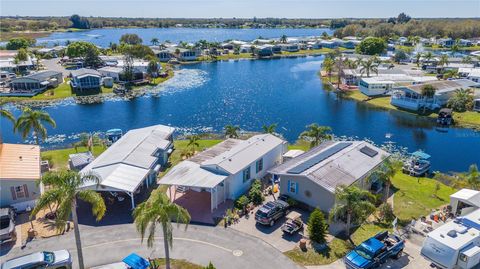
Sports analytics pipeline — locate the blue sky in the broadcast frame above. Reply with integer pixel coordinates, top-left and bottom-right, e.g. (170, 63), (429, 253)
(1, 0), (479, 18)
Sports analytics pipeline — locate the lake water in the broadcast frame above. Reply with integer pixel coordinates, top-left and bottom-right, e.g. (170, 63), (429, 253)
(35, 27), (333, 47)
(1, 56), (479, 172)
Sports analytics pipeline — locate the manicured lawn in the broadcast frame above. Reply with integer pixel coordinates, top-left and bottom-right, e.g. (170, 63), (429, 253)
(351, 223), (391, 245)
(453, 111), (480, 128)
(345, 90), (397, 110)
(391, 172), (457, 222)
(284, 238), (353, 266)
(150, 258), (203, 269)
(288, 140), (310, 151)
(33, 81), (74, 100)
(41, 145), (106, 169)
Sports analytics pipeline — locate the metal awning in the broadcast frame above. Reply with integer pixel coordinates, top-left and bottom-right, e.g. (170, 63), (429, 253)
(159, 160), (226, 188)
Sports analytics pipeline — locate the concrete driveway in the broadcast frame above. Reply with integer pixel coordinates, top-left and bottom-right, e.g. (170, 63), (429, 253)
(0, 223), (303, 269)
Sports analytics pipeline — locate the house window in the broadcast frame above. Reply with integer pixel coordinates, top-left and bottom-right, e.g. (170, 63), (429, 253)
(15, 186), (26, 199)
(255, 158), (263, 173)
(242, 167), (251, 183)
(288, 180), (298, 194)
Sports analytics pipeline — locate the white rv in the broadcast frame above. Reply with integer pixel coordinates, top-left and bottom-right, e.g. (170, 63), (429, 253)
(421, 209), (480, 269)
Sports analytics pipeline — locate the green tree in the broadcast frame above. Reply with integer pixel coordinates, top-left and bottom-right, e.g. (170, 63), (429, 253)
(31, 170), (106, 269)
(423, 52), (434, 64)
(151, 37), (160, 46)
(122, 54), (135, 86)
(420, 84), (437, 113)
(6, 37), (35, 50)
(370, 157), (402, 202)
(393, 50), (407, 63)
(355, 37), (386, 55)
(66, 41), (98, 58)
(120, 33), (143, 45)
(280, 35), (288, 44)
(69, 14), (90, 29)
(15, 48), (29, 62)
(14, 107), (56, 144)
(299, 123), (332, 148)
(447, 88), (473, 112)
(307, 209), (328, 244)
(133, 189), (191, 269)
(203, 262), (216, 269)
(443, 69), (459, 79)
(463, 164), (480, 190)
(462, 56), (473, 64)
(224, 124), (240, 138)
(329, 185), (376, 238)
(83, 46), (103, 68)
(262, 123), (277, 134)
(0, 108), (15, 123)
(439, 54), (449, 67)
(248, 179), (264, 205)
(187, 134), (200, 154)
(359, 58), (379, 77)
(323, 57), (335, 82)
(415, 53), (422, 67)
(378, 203), (395, 224)
(147, 60), (159, 82)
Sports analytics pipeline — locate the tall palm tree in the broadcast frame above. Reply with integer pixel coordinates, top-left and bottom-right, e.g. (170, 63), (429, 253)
(359, 58), (378, 77)
(224, 125), (240, 138)
(280, 35), (288, 44)
(299, 123), (332, 148)
(262, 123), (277, 134)
(133, 189), (190, 269)
(439, 54), (449, 67)
(322, 57), (335, 82)
(329, 185), (376, 238)
(14, 107), (56, 144)
(423, 51), (434, 64)
(370, 158), (403, 202)
(443, 69), (459, 79)
(31, 170), (106, 269)
(151, 38), (160, 46)
(187, 134), (200, 154)
(415, 53), (422, 67)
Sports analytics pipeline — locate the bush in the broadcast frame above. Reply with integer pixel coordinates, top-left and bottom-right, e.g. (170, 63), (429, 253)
(235, 195), (249, 210)
(248, 179), (264, 205)
(287, 197), (298, 207)
(204, 262), (216, 269)
(307, 209), (328, 244)
(378, 203), (396, 224)
(6, 38), (35, 50)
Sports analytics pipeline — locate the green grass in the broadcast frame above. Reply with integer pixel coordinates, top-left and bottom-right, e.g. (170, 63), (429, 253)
(350, 223), (391, 245)
(150, 258), (203, 269)
(453, 111), (480, 128)
(41, 145), (106, 169)
(284, 238), (353, 266)
(288, 140), (310, 151)
(345, 90), (397, 110)
(392, 172), (457, 222)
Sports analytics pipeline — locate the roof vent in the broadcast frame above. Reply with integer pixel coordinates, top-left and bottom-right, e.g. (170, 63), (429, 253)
(447, 230), (457, 238)
(229, 158), (232, 162)
(19, 156), (23, 161)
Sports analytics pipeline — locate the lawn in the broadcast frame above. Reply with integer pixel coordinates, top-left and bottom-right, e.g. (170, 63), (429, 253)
(150, 258), (204, 269)
(287, 140), (310, 151)
(391, 172), (457, 222)
(345, 90), (397, 110)
(284, 238), (352, 266)
(41, 145), (106, 169)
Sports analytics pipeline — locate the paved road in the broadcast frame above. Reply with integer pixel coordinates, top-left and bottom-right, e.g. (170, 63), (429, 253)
(0, 223), (303, 269)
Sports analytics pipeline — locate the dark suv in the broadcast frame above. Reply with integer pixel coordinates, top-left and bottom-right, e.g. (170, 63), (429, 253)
(255, 200), (289, 226)
(0, 208), (16, 244)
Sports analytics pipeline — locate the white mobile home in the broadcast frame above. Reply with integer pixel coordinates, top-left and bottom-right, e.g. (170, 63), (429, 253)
(359, 77), (395, 96)
(421, 209), (480, 269)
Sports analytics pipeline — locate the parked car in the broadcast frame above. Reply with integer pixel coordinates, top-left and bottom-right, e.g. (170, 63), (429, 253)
(0, 207), (16, 244)
(255, 200), (289, 226)
(281, 211), (303, 235)
(344, 231), (404, 269)
(1, 250), (72, 269)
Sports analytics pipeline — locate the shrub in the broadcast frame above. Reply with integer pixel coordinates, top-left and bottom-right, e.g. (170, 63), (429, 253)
(235, 195), (249, 210)
(307, 209), (328, 244)
(378, 203), (396, 224)
(204, 262), (216, 269)
(248, 179), (264, 205)
(287, 197), (298, 207)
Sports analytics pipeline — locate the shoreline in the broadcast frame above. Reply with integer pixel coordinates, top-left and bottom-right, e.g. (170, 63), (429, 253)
(319, 75), (480, 130)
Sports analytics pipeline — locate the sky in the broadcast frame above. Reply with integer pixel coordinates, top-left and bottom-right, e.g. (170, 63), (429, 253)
(1, 0), (479, 18)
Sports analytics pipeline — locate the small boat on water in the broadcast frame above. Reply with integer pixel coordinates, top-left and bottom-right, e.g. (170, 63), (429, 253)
(105, 128), (123, 145)
(437, 108), (454, 126)
(403, 150), (431, 177)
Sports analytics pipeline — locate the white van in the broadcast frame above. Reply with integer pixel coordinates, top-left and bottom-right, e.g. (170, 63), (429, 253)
(1, 250), (72, 269)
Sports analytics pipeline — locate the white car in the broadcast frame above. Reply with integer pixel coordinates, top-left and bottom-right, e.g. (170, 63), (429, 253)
(1, 250), (72, 269)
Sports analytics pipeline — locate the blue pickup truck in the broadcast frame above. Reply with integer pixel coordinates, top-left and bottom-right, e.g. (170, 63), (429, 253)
(344, 231), (405, 269)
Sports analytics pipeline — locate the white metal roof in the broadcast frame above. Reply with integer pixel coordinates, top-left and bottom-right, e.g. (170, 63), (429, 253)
(451, 189), (480, 207)
(201, 134), (284, 174)
(159, 161), (227, 188)
(283, 149), (305, 159)
(79, 124), (174, 193)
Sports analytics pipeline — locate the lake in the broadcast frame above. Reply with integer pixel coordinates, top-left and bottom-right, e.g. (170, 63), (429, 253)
(35, 27), (333, 47)
(1, 56), (479, 172)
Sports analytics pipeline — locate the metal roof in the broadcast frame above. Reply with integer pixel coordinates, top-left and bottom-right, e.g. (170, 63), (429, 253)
(269, 141), (389, 193)
(159, 161), (227, 188)
(69, 151), (95, 169)
(80, 125), (174, 192)
(407, 79), (478, 94)
(71, 68), (101, 78)
(11, 71), (61, 83)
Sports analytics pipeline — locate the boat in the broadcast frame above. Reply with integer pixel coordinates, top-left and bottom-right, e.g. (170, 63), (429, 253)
(437, 108), (454, 126)
(105, 128), (123, 145)
(403, 150), (431, 177)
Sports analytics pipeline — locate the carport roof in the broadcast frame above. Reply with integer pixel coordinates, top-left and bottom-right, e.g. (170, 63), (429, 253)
(159, 160), (227, 189)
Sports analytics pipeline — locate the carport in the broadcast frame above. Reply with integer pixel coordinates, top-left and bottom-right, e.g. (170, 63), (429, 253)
(159, 160), (228, 212)
(450, 189), (480, 216)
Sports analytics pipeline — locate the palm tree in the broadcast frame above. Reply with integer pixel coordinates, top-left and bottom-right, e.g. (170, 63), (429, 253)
(420, 84), (437, 113)
(1, 108), (15, 123)
(147, 60), (159, 83)
(359, 58), (378, 77)
(224, 125), (240, 138)
(323, 57), (335, 82)
(370, 158), (402, 202)
(462, 56), (473, 64)
(464, 164), (479, 190)
(14, 107), (56, 144)
(329, 185), (376, 239)
(133, 189), (190, 269)
(151, 38), (160, 46)
(73, 133), (104, 152)
(448, 88), (473, 112)
(280, 35), (288, 44)
(439, 54), (449, 67)
(443, 69), (459, 79)
(423, 51), (434, 64)
(299, 123), (332, 148)
(187, 134), (200, 154)
(31, 170), (106, 269)
(262, 123), (277, 134)
(415, 53), (422, 67)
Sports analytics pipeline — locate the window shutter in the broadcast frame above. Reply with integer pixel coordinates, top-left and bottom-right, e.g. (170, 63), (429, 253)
(287, 180), (291, 193)
(10, 187), (17, 200)
(295, 182), (299, 194)
(23, 184), (29, 198)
